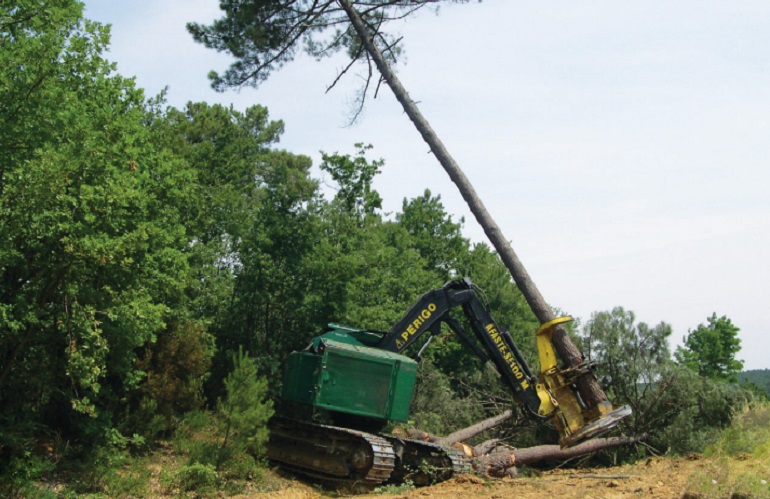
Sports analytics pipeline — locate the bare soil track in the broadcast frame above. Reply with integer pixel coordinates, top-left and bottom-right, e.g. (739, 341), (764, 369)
(249, 454), (770, 499)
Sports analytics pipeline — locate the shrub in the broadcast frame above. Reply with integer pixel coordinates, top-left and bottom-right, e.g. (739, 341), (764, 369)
(707, 403), (770, 457)
(174, 349), (274, 483)
(131, 321), (214, 439)
(175, 463), (219, 492)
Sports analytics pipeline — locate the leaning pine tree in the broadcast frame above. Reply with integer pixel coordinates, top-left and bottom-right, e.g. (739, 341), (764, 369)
(188, 0), (609, 411)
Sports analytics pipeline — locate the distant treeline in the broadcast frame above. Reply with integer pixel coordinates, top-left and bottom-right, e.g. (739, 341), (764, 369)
(739, 370), (770, 396)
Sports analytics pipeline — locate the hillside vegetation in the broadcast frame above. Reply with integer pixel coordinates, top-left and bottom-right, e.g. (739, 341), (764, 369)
(740, 370), (770, 397)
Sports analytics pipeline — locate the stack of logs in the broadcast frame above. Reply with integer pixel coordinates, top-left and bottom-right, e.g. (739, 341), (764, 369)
(401, 410), (644, 477)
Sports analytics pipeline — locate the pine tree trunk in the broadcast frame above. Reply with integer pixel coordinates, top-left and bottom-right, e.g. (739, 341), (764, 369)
(338, 0), (607, 408)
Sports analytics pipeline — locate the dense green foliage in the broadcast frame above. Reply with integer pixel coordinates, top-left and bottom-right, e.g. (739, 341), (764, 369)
(580, 309), (755, 458)
(186, 1), (469, 92)
(675, 313), (744, 382)
(0, 1), (759, 494)
(2, 0), (197, 447)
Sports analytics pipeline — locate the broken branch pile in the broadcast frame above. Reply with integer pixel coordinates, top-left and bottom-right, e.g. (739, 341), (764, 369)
(400, 411), (643, 478)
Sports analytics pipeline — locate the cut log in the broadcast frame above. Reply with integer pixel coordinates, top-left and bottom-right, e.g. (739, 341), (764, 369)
(403, 410), (511, 446)
(471, 435), (645, 476)
(436, 410), (513, 446)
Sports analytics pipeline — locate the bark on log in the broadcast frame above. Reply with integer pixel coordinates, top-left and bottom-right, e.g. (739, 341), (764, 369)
(337, 0), (608, 409)
(473, 451), (516, 477)
(436, 410), (512, 446)
(472, 435), (645, 476)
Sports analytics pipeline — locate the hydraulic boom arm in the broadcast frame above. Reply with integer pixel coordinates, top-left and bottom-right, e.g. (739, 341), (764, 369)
(377, 278), (630, 447)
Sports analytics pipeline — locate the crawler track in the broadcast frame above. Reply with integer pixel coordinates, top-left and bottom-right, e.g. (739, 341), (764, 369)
(268, 418), (470, 486)
(268, 418), (396, 484)
(384, 436), (472, 486)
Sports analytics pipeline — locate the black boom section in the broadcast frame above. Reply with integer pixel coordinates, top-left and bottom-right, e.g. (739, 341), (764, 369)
(376, 285), (470, 353)
(376, 279), (542, 414)
(459, 292), (542, 413)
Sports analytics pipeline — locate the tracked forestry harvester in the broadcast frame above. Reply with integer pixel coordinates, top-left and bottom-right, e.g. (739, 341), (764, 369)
(268, 278), (630, 485)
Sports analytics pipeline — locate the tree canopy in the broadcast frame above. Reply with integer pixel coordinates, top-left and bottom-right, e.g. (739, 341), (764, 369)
(675, 313), (744, 383)
(187, 0), (468, 118)
(187, 0), (467, 89)
(1, 0), (194, 426)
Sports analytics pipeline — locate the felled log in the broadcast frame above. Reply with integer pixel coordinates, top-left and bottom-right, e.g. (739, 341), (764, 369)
(404, 409), (512, 447)
(471, 435), (645, 476)
(436, 410), (513, 446)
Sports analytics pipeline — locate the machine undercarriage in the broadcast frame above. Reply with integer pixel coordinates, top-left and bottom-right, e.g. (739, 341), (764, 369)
(268, 417), (471, 486)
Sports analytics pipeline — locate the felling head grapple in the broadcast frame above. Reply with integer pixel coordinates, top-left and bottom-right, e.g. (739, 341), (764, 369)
(533, 316), (631, 447)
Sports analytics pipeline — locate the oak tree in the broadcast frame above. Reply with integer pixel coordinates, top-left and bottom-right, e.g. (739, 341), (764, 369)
(675, 313), (743, 383)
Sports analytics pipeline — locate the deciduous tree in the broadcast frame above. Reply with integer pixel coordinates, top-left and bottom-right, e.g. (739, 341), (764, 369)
(675, 313), (743, 383)
(398, 189), (467, 280)
(1, 0), (197, 446)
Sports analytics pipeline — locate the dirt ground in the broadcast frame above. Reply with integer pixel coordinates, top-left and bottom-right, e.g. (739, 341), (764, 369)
(251, 454), (770, 499)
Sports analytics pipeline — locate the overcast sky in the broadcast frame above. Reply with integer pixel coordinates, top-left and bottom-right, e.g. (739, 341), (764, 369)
(83, 1), (770, 370)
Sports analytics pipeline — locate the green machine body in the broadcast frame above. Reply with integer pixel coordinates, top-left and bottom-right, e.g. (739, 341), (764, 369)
(280, 324), (418, 425)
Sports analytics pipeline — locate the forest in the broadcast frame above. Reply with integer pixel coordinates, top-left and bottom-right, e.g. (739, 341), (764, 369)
(1, 1), (767, 497)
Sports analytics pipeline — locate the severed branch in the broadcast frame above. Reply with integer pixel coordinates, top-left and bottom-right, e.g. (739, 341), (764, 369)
(403, 410), (513, 447)
(399, 408), (642, 478)
(436, 410), (513, 446)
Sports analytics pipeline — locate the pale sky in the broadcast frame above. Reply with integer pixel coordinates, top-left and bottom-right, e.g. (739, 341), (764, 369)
(83, 1), (770, 370)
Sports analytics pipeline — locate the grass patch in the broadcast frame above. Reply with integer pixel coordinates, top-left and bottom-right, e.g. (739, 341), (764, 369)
(683, 403), (770, 498)
(707, 404), (770, 458)
(374, 479), (415, 495)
